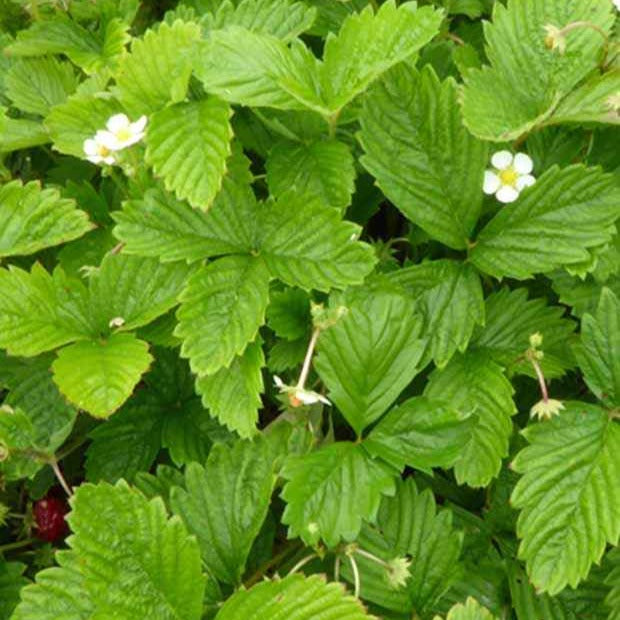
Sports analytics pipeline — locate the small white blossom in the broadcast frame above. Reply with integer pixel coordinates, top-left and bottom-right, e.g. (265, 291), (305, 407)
(83, 134), (115, 165)
(483, 151), (536, 204)
(530, 398), (565, 421)
(273, 375), (331, 407)
(386, 557), (412, 589)
(109, 316), (125, 328)
(97, 113), (147, 151)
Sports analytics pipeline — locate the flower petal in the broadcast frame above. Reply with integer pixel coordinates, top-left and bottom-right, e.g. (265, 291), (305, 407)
(103, 155), (116, 165)
(131, 115), (148, 133)
(513, 152), (534, 174)
(491, 150), (513, 170)
(86, 154), (102, 164)
(516, 174), (536, 191)
(496, 185), (519, 203)
(83, 138), (98, 156)
(106, 113), (130, 133)
(273, 375), (285, 389)
(96, 130), (123, 151)
(483, 171), (501, 195)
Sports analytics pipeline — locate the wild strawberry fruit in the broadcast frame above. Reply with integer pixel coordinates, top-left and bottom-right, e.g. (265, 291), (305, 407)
(33, 496), (68, 543)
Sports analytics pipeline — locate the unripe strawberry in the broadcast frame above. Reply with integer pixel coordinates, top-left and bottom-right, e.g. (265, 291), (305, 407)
(33, 496), (68, 542)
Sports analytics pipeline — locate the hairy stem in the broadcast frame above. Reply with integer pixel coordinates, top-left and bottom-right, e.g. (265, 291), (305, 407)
(296, 327), (321, 390)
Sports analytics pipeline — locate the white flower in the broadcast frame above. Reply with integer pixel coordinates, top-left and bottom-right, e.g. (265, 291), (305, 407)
(108, 316), (125, 328)
(530, 399), (565, 421)
(83, 134), (115, 165)
(97, 113), (147, 151)
(483, 151), (536, 204)
(273, 375), (331, 407)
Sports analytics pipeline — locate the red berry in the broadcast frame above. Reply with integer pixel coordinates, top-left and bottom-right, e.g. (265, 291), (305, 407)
(33, 496), (68, 542)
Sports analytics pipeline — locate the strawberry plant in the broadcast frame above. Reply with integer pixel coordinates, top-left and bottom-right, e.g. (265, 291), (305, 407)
(0, 0), (619, 618)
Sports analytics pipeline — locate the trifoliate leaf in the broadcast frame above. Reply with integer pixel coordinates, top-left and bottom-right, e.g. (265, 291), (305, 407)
(0, 264), (92, 357)
(0, 353), (77, 480)
(266, 138), (356, 210)
(52, 333), (153, 418)
(342, 479), (463, 616)
(281, 441), (396, 547)
(359, 64), (487, 249)
(171, 438), (275, 584)
(364, 396), (474, 472)
(319, 1), (443, 112)
(215, 574), (375, 620)
(470, 166), (620, 279)
(258, 192), (376, 291)
(548, 70), (620, 126)
(0, 179), (93, 258)
(470, 287), (575, 378)
(574, 288), (620, 407)
(314, 291), (424, 435)
(0, 108), (50, 151)
(425, 351), (516, 487)
(194, 27), (320, 111)
(461, 0), (615, 140)
(201, 0), (317, 41)
(145, 98), (233, 211)
(176, 256), (270, 376)
(511, 403), (620, 594)
(0, 561), (28, 620)
(113, 20), (201, 116)
(40, 481), (204, 618)
(381, 260), (485, 368)
(4, 57), (78, 116)
(439, 597), (497, 620)
(114, 148), (259, 261)
(196, 340), (265, 438)
(45, 93), (120, 158)
(87, 253), (195, 333)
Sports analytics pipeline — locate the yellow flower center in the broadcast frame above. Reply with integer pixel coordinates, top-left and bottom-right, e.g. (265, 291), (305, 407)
(499, 167), (519, 187)
(116, 128), (132, 142)
(98, 145), (111, 157)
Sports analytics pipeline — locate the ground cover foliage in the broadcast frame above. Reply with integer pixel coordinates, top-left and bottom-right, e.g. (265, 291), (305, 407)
(0, 0), (619, 617)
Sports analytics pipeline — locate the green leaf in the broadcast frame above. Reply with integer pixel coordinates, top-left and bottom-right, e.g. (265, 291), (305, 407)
(314, 291), (424, 434)
(6, 16), (128, 74)
(176, 256), (270, 376)
(425, 352), (516, 487)
(470, 287), (576, 378)
(0, 179), (93, 258)
(341, 478), (463, 616)
(0, 353), (76, 480)
(87, 253), (195, 333)
(574, 288), (620, 406)
(195, 27), (319, 111)
(45, 93), (119, 158)
(171, 438), (275, 584)
(281, 441), (396, 547)
(196, 340), (265, 438)
(0, 264), (91, 357)
(201, 0), (317, 42)
(215, 573), (374, 620)
(381, 260), (485, 368)
(606, 548), (620, 620)
(551, 269), (620, 318)
(114, 147), (259, 261)
(5, 57), (78, 116)
(145, 98), (233, 210)
(359, 65), (487, 249)
(439, 598), (496, 620)
(461, 0), (615, 140)
(258, 192), (376, 291)
(511, 403), (620, 594)
(52, 332), (153, 418)
(113, 20), (201, 116)
(0, 561), (28, 620)
(547, 70), (620, 126)
(364, 396), (474, 472)
(15, 481), (206, 619)
(266, 138), (356, 210)
(319, 1), (443, 112)
(266, 287), (310, 340)
(470, 166), (620, 279)
(0, 107), (50, 152)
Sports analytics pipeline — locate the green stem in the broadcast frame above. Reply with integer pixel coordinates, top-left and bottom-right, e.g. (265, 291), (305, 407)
(0, 538), (34, 553)
(243, 540), (302, 588)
